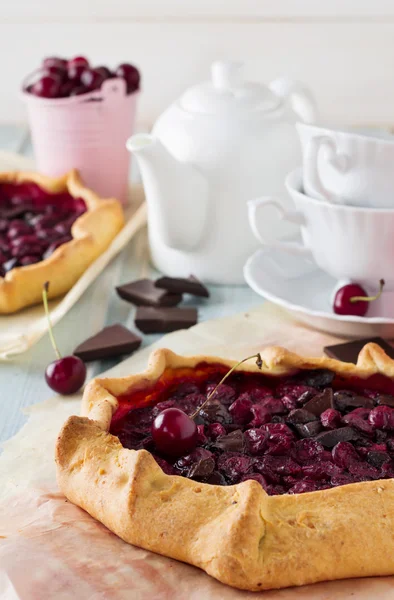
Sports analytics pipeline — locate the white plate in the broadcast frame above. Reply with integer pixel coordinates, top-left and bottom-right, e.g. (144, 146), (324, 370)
(244, 247), (394, 339)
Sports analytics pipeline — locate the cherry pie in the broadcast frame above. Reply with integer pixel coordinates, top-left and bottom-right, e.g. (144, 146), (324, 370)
(0, 169), (124, 312)
(56, 343), (394, 591)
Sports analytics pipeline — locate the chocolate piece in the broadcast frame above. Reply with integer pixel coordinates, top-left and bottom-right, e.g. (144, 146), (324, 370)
(155, 275), (209, 298)
(135, 306), (198, 334)
(214, 430), (244, 452)
(333, 392), (374, 411)
(287, 409), (318, 424)
(324, 337), (394, 363)
(116, 279), (182, 307)
(315, 426), (356, 448)
(298, 369), (335, 389)
(74, 324), (141, 362)
(367, 451), (390, 468)
(294, 421), (322, 438)
(303, 388), (333, 416)
(377, 395), (394, 407)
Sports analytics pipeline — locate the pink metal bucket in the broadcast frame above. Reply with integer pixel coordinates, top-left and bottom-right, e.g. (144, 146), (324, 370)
(22, 78), (138, 204)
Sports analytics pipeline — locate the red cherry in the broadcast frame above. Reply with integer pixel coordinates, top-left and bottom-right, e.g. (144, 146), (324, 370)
(68, 56), (89, 69)
(45, 355), (87, 395)
(333, 279), (385, 317)
(44, 65), (67, 82)
(67, 64), (86, 82)
(115, 63), (140, 93)
(95, 66), (113, 80)
(43, 57), (67, 70)
(152, 408), (198, 457)
(42, 282), (87, 395)
(31, 75), (61, 98)
(80, 68), (105, 90)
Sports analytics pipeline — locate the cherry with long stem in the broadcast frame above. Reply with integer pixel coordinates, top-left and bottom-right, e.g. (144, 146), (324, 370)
(43, 281), (87, 395)
(151, 353), (263, 457)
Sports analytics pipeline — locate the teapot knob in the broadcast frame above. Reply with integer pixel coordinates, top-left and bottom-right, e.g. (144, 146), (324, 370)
(211, 60), (243, 90)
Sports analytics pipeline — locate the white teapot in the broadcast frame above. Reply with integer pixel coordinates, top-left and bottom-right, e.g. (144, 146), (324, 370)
(127, 60), (317, 284)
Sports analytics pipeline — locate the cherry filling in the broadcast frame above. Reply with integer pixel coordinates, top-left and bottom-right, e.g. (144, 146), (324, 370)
(110, 365), (394, 495)
(0, 181), (86, 277)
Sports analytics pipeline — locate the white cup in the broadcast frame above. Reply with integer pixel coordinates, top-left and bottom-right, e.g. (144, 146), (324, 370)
(296, 122), (394, 208)
(248, 168), (394, 290)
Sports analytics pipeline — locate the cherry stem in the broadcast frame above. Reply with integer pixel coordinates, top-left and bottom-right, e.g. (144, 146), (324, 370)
(42, 281), (61, 360)
(350, 278), (385, 303)
(190, 353), (263, 420)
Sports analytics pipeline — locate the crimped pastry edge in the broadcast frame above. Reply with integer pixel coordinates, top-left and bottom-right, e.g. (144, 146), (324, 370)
(0, 169), (124, 313)
(56, 343), (394, 591)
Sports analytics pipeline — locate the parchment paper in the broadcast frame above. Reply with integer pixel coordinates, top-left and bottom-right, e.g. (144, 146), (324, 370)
(0, 151), (147, 359)
(1, 303), (394, 599)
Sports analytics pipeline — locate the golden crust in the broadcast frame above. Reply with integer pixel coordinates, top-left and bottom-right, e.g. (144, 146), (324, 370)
(56, 343), (394, 591)
(0, 169), (124, 313)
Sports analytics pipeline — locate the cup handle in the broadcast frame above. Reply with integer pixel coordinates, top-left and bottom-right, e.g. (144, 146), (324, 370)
(247, 197), (311, 256)
(304, 134), (350, 203)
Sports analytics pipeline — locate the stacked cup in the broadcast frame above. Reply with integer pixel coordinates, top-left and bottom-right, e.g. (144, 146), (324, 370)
(248, 123), (394, 317)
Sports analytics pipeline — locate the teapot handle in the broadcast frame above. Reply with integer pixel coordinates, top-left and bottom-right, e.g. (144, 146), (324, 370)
(268, 76), (317, 124)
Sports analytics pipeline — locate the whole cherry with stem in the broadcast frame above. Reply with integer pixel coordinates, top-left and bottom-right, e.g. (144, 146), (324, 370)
(151, 353), (263, 457)
(43, 282), (87, 394)
(333, 279), (385, 317)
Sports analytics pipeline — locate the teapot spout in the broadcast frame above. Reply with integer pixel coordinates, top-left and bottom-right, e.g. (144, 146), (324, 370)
(127, 134), (208, 251)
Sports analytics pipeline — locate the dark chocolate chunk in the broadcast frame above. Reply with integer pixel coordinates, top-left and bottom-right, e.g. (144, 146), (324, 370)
(315, 426), (356, 448)
(155, 275), (209, 298)
(333, 392), (374, 411)
(287, 408), (318, 424)
(303, 388), (333, 415)
(198, 400), (232, 425)
(116, 279), (182, 307)
(367, 451), (391, 468)
(377, 395), (394, 408)
(324, 337), (394, 363)
(135, 306), (198, 334)
(74, 324), (141, 362)
(188, 457), (215, 479)
(299, 369), (335, 389)
(294, 421), (322, 438)
(214, 430), (244, 453)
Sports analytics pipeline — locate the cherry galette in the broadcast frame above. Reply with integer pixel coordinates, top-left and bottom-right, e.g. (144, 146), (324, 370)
(57, 344), (394, 591)
(0, 169), (123, 313)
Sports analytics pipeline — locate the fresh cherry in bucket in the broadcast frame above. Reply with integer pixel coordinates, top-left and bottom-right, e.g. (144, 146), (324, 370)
(25, 56), (140, 98)
(333, 279), (385, 317)
(43, 282), (86, 395)
(31, 75), (61, 99)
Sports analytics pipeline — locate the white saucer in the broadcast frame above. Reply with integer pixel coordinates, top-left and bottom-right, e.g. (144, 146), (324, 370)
(244, 247), (394, 339)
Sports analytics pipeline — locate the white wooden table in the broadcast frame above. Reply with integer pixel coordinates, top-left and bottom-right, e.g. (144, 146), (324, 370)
(0, 125), (264, 445)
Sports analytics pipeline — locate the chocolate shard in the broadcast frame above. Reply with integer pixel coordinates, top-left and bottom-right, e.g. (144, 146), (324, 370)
(135, 306), (198, 334)
(377, 395), (394, 408)
(214, 430), (244, 452)
(188, 457), (215, 479)
(315, 426), (356, 448)
(303, 388), (333, 416)
(294, 421), (322, 438)
(298, 369), (335, 389)
(287, 408), (318, 424)
(74, 324), (141, 362)
(116, 279), (182, 307)
(333, 392), (374, 411)
(155, 275), (209, 298)
(324, 337), (394, 363)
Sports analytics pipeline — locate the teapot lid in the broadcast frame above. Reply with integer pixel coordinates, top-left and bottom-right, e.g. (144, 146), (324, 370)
(179, 60), (281, 115)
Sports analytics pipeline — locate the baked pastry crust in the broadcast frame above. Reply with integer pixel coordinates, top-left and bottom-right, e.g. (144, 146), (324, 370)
(0, 169), (124, 313)
(56, 343), (394, 591)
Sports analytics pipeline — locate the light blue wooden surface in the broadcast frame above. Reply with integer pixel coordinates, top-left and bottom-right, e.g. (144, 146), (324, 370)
(0, 125), (264, 445)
